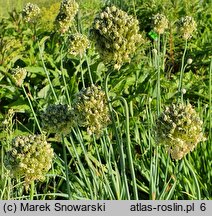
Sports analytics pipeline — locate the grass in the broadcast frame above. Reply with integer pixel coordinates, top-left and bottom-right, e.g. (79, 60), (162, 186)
(0, 0), (211, 200)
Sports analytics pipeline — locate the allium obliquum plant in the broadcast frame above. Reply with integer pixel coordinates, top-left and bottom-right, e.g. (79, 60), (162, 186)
(41, 104), (73, 135)
(11, 67), (27, 87)
(72, 85), (110, 136)
(90, 5), (143, 70)
(178, 16), (197, 40)
(155, 103), (205, 160)
(152, 13), (169, 35)
(5, 134), (54, 190)
(22, 2), (41, 23)
(67, 33), (90, 57)
(0, 0), (211, 201)
(54, 0), (79, 34)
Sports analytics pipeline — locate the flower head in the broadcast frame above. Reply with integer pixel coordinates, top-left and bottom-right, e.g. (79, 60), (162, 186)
(73, 85), (110, 136)
(155, 103), (206, 160)
(41, 104), (73, 134)
(54, 0), (79, 34)
(178, 16), (197, 40)
(5, 134), (54, 189)
(187, 58), (193, 65)
(152, 13), (169, 34)
(90, 6), (143, 70)
(11, 67), (27, 87)
(22, 3), (41, 23)
(68, 33), (90, 57)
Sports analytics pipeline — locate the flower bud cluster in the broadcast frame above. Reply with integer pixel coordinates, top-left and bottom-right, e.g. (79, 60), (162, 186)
(152, 13), (168, 34)
(68, 33), (90, 57)
(90, 6), (143, 70)
(54, 0), (79, 34)
(155, 103), (205, 160)
(11, 67), (27, 87)
(5, 134), (54, 189)
(22, 3), (41, 23)
(178, 16), (197, 40)
(41, 104), (73, 134)
(72, 85), (110, 136)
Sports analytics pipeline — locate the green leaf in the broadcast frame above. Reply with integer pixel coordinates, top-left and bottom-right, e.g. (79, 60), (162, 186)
(25, 66), (45, 76)
(37, 84), (50, 99)
(4, 97), (30, 112)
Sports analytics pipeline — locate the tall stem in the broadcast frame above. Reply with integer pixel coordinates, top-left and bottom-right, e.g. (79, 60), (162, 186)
(80, 57), (85, 88)
(104, 71), (130, 199)
(60, 44), (71, 106)
(22, 85), (42, 133)
(61, 134), (72, 199)
(38, 44), (58, 102)
(209, 58), (212, 139)
(85, 54), (93, 85)
(184, 158), (201, 199)
(156, 34), (161, 116)
(178, 39), (188, 103)
(29, 181), (34, 200)
(114, 96), (138, 200)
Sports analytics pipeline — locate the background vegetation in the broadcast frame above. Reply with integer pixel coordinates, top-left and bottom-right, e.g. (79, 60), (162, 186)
(0, 0), (211, 200)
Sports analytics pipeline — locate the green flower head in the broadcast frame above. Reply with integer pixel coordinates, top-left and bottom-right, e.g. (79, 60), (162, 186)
(22, 3), (41, 23)
(5, 134), (54, 189)
(178, 16), (197, 40)
(152, 13), (168, 34)
(54, 0), (79, 34)
(90, 6), (143, 70)
(11, 66), (27, 87)
(73, 85), (110, 136)
(155, 103), (206, 160)
(41, 104), (73, 135)
(68, 33), (90, 57)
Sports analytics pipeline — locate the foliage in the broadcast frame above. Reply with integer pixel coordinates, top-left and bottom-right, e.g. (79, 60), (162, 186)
(0, 0), (211, 200)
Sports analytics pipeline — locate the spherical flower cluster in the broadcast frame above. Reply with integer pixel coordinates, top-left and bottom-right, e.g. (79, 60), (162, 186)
(72, 85), (110, 136)
(178, 16), (197, 40)
(68, 33), (90, 57)
(11, 67), (27, 87)
(155, 103), (206, 160)
(54, 0), (79, 34)
(22, 3), (41, 23)
(152, 13), (169, 34)
(41, 104), (73, 134)
(90, 6), (143, 70)
(5, 134), (54, 189)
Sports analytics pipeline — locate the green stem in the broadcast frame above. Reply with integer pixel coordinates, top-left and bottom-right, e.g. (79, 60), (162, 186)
(209, 58), (212, 139)
(70, 130), (94, 199)
(184, 157), (201, 199)
(76, 127), (100, 199)
(114, 96), (138, 200)
(178, 39), (188, 103)
(61, 134), (72, 199)
(162, 34), (167, 72)
(38, 44), (58, 102)
(80, 57), (85, 88)
(61, 44), (71, 106)
(164, 152), (170, 184)
(85, 54), (93, 85)
(22, 85), (42, 133)
(104, 71), (130, 199)
(156, 34), (161, 116)
(29, 181), (34, 200)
